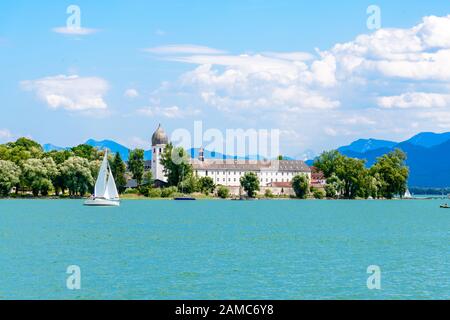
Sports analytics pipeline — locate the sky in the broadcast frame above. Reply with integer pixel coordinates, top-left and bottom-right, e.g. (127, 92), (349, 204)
(1, 0), (450, 158)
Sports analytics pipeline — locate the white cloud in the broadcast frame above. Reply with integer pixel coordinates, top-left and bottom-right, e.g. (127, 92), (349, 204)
(137, 106), (200, 119)
(21, 75), (109, 111)
(124, 89), (139, 98)
(378, 92), (450, 109)
(144, 45), (226, 55)
(52, 27), (99, 35)
(145, 14), (450, 151)
(0, 129), (13, 142)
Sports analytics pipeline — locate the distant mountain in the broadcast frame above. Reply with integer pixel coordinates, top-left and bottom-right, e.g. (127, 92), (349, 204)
(404, 132), (450, 148)
(337, 134), (450, 188)
(42, 143), (68, 152)
(338, 139), (397, 154)
(85, 139), (131, 161)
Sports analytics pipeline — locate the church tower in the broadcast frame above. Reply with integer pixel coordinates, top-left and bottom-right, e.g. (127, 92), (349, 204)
(151, 124), (169, 183)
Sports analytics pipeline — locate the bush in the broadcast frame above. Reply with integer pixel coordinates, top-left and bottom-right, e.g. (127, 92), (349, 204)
(161, 186), (178, 198)
(264, 189), (274, 198)
(313, 189), (326, 199)
(217, 186), (230, 199)
(124, 188), (139, 195)
(147, 188), (162, 198)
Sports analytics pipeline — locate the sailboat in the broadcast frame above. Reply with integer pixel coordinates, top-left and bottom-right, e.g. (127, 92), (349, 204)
(84, 150), (120, 207)
(403, 189), (413, 199)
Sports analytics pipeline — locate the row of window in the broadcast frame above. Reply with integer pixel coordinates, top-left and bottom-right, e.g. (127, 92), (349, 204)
(202, 170), (298, 177)
(216, 178), (291, 183)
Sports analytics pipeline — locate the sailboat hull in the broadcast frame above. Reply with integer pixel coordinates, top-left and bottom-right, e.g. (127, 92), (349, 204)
(84, 199), (120, 207)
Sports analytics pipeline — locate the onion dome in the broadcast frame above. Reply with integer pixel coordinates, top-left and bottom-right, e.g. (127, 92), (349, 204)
(151, 124), (169, 146)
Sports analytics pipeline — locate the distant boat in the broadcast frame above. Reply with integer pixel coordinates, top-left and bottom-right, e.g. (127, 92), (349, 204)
(84, 150), (120, 207)
(174, 196), (196, 201)
(440, 204), (449, 209)
(403, 189), (413, 199)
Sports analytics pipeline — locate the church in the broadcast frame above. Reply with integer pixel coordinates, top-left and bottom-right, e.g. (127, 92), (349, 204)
(150, 124), (312, 195)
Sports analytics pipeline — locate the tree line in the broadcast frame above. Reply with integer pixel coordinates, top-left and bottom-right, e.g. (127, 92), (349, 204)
(0, 138), (128, 197)
(313, 149), (409, 199)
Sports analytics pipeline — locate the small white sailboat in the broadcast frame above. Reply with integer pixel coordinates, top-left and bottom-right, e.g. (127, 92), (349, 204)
(403, 189), (413, 199)
(84, 150), (120, 207)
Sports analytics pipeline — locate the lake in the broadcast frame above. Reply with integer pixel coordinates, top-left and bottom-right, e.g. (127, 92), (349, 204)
(0, 199), (448, 300)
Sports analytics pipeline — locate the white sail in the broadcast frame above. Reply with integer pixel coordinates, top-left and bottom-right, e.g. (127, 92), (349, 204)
(94, 151), (109, 198)
(106, 169), (119, 200)
(404, 189), (412, 199)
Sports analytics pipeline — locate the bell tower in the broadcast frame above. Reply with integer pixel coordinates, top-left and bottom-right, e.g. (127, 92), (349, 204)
(151, 124), (169, 182)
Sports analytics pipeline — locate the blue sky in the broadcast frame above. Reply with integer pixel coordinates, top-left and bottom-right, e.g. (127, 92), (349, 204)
(1, 0), (450, 157)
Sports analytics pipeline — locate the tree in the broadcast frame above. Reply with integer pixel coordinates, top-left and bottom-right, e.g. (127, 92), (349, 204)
(110, 153), (127, 193)
(1, 138), (43, 165)
(71, 144), (100, 161)
(142, 171), (154, 186)
(292, 174), (310, 199)
(335, 157), (367, 199)
(160, 143), (193, 187)
(217, 186), (230, 199)
(128, 149), (145, 186)
(21, 158), (58, 196)
(313, 150), (343, 178)
(370, 149), (409, 199)
(198, 176), (215, 195)
(47, 149), (73, 165)
(240, 172), (260, 198)
(178, 174), (199, 194)
(59, 157), (94, 196)
(0, 160), (21, 196)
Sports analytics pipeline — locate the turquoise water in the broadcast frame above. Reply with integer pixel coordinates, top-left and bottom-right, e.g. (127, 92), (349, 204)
(0, 199), (449, 300)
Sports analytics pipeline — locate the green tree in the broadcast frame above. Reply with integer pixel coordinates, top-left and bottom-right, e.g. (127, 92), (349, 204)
(143, 171), (154, 186)
(313, 150), (343, 178)
(335, 157), (367, 199)
(160, 143), (193, 187)
(47, 149), (73, 165)
(292, 174), (310, 199)
(21, 158), (58, 196)
(217, 186), (230, 199)
(110, 153), (127, 193)
(71, 144), (100, 161)
(1, 138), (43, 165)
(0, 160), (21, 196)
(370, 149), (409, 199)
(178, 174), (199, 194)
(198, 176), (215, 195)
(128, 149), (145, 186)
(240, 172), (260, 198)
(59, 157), (94, 196)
